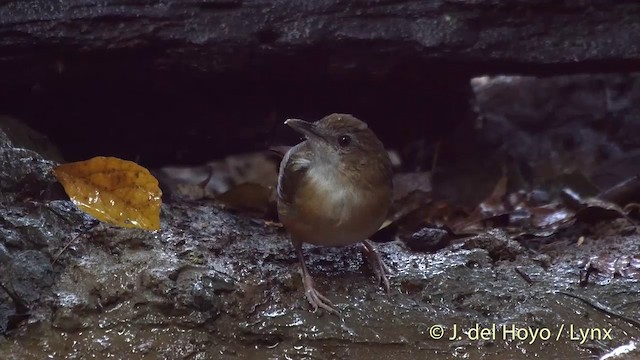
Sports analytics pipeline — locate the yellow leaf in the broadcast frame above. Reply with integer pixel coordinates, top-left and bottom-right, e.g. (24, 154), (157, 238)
(53, 156), (162, 231)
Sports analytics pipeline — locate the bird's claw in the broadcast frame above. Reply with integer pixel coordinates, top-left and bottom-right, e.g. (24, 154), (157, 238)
(305, 286), (340, 316)
(362, 240), (392, 292)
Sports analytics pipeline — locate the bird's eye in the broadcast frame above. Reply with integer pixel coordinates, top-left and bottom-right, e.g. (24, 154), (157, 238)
(338, 135), (352, 147)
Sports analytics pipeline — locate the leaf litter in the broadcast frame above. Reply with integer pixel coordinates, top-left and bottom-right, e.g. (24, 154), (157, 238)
(154, 147), (640, 285)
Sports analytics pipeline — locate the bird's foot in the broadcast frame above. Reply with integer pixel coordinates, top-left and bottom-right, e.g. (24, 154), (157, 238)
(302, 271), (341, 316)
(362, 240), (392, 292)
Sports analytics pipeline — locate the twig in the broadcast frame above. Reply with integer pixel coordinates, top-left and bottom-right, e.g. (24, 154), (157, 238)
(52, 232), (85, 264)
(557, 291), (640, 329)
(52, 221), (98, 264)
(210, 267), (241, 285)
(514, 267), (533, 285)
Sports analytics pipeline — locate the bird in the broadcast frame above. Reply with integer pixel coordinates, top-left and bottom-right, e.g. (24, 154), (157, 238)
(276, 113), (393, 315)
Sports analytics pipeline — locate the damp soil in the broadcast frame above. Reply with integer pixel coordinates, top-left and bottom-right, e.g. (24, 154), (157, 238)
(1, 199), (639, 359)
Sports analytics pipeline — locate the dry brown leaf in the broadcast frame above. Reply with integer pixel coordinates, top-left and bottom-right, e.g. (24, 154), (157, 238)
(450, 170), (508, 233)
(585, 254), (640, 280)
(478, 167), (508, 217)
(530, 204), (575, 229)
(216, 183), (273, 214)
(54, 156), (162, 231)
(157, 152), (279, 200)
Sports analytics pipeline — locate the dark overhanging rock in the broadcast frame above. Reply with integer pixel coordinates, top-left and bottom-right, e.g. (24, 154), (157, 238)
(2, 0), (640, 68)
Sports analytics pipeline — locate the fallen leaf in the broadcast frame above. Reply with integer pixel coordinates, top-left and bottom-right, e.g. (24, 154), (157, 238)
(419, 200), (475, 235)
(450, 169), (508, 233)
(54, 156), (162, 230)
(561, 188), (633, 224)
(598, 175), (640, 206)
(574, 197), (630, 223)
(624, 203), (640, 217)
(584, 254), (640, 280)
(216, 183), (274, 214)
(478, 166), (508, 217)
(156, 152), (279, 200)
(530, 204), (575, 229)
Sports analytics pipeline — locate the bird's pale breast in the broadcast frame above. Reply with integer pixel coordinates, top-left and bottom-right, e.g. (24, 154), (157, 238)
(280, 163), (390, 247)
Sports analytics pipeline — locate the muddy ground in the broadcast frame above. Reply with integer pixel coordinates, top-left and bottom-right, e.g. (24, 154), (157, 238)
(1, 184), (639, 359)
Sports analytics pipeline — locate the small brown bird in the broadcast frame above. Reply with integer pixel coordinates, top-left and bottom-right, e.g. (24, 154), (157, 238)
(277, 113), (393, 315)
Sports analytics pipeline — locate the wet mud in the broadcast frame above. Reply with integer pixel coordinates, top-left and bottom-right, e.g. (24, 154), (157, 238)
(1, 197), (639, 359)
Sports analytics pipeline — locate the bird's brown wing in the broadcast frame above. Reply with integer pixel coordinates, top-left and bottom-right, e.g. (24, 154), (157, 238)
(277, 142), (311, 210)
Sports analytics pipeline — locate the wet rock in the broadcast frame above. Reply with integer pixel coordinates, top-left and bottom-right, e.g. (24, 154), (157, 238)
(461, 229), (524, 262)
(0, 148), (57, 196)
(0, 243), (10, 264)
(5, 251), (54, 307)
(2, 1), (640, 72)
(173, 266), (235, 313)
(52, 307), (91, 332)
(0, 200), (638, 358)
(470, 74), (640, 186)
(0, 290), (15, 334)
(0, 134), (76, 335)
(404, 226), (451, 252)
(0, 201), (84, 253)
(420, 248), (494, 308)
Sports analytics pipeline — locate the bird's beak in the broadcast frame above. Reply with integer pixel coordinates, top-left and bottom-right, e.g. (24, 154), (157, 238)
(284, 119), (323, 140)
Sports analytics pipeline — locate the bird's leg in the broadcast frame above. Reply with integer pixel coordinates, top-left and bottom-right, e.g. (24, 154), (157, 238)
(361, 240), (392, 292)
(293, 241), (340, 315)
